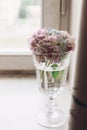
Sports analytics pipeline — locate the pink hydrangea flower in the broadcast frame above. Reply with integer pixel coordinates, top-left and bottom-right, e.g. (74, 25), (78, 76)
(29, 28), (75, 62)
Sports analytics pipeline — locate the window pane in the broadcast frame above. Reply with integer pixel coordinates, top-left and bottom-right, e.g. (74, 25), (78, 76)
(0, 0), (41, 51)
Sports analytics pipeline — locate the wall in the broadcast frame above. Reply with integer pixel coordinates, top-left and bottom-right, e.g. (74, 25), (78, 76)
(69, 0), (83, 87)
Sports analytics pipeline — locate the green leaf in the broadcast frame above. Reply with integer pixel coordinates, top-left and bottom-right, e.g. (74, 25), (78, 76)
(51, 64), (59, 80)
(52, 71), (59, 80)
(51, 64), (58, 69)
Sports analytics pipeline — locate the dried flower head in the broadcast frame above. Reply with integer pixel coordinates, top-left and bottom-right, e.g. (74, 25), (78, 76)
(29, 28), (75, 54)
(29, 28), (75, 62)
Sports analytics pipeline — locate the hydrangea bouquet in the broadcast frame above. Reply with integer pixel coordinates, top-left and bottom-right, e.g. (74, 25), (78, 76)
(29, 28), (75, 82)
(29, 28), (75, 127)
(30, 28), (75, 55)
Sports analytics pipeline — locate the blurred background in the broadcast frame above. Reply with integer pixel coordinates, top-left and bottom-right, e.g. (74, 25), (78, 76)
(0, 0), (41, 50)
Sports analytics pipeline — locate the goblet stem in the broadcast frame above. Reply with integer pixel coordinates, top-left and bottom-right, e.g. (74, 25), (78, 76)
(47, 97), (57, 111)
(46, 97), (59, 120)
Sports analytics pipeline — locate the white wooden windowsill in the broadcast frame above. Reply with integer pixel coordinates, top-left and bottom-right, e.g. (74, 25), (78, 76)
(0, 49), (34, 71)
(0, 76), (71, 130)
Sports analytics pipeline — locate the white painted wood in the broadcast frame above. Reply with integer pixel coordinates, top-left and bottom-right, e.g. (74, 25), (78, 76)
(70, 0), (83, 38)
(69, 0), (83, 87)
(0, 55), (35, 70)
(42, 0), (60, 29)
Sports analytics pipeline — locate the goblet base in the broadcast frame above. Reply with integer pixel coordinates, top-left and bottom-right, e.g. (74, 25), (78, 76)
(37, 108), (67, 128)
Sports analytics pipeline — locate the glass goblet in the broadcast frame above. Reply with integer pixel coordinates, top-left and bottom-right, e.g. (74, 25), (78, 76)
(33, 52), (71, 128)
